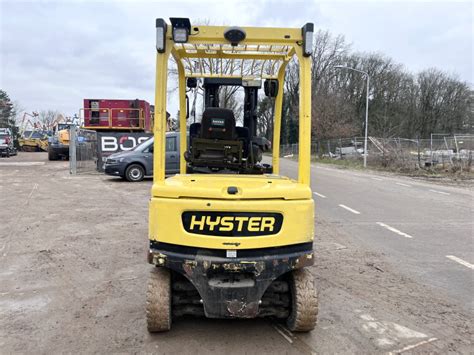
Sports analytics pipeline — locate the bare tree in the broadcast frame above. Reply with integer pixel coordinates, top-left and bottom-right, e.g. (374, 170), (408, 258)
(257, 96), (274, 140)
(38, 110), (61, 130)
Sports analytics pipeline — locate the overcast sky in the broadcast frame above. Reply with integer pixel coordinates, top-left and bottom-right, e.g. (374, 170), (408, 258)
(0, 0), (472, 116)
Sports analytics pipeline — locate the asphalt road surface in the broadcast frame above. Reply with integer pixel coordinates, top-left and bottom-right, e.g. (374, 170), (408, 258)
(279, 158), (473, 312)
(1, 153), (472, 354)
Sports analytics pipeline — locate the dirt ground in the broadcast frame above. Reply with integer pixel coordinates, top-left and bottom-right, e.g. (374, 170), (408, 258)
(0, 153), (472, 354)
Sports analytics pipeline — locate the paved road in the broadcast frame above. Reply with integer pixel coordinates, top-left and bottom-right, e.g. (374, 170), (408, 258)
(281, 159), (474, 311)
(278, 158), (473, 312)
(2, 153), (473, 354)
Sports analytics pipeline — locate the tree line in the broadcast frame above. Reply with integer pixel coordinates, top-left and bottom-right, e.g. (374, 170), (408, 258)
(3, 29), (472, 147)
(0, 90), (19, 141)
(257, 30), (472, 144)
(0, 89), (65, 145)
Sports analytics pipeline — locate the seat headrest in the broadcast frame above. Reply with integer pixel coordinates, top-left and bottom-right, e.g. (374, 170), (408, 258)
(201, 108), (236, 140)
(202, 108), (235, 122)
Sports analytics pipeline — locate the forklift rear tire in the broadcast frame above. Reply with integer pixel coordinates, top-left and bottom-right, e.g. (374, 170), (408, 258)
(286, 268), (318, 332)
(146, 267), (172, 332)
(125, 164), (145, 182)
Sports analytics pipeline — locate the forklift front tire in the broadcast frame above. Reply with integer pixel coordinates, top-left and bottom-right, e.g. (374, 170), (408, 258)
(286, 268), (318, 332)
(146, 267), (172, 332)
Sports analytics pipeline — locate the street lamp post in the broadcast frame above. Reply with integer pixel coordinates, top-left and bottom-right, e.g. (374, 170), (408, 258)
(334, 65), (370, 168)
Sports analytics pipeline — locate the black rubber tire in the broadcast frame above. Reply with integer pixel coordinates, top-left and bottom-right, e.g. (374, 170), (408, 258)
(48, 148), (58, 161)
(286, 268), (318, 332)
(146, 267), (172, 332)
(125, 164), (145, 182)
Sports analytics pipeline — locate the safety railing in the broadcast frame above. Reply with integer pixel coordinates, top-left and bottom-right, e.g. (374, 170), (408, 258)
(80, 108), (145, 130)
(280, 134), (473, 171)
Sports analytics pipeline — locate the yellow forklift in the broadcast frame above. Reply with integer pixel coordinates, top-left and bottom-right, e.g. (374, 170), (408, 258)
(147, 18), (317, 332)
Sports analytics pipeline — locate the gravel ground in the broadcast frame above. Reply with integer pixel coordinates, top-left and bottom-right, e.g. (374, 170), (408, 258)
(0, 153), (472, 354)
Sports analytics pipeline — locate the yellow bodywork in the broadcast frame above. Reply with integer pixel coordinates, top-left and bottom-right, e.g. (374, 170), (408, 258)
(19, 136), (49, 152)
(150, 23), (313, 250)
(58, 129), (70, 145)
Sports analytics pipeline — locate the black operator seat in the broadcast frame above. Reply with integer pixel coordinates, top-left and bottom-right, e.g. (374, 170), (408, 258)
(200, 108), (236, 140)
(189, 122), (201, 140)
(235, 126), (250, 157)
(185, 107), (253, 172)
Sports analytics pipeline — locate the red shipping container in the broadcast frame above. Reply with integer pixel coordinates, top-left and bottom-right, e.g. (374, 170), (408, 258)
(82, 99), (153, 132)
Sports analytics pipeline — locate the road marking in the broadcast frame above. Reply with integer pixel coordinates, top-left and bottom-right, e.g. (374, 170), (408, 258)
(388, 337), (438, 354)
(359, 313), (429, 349)
(277, 324), (294, 338)
(371, 177), (383, 181)
(283, 154), (293, 158)
(446, 255), (474, 270)
(313, 191), (326, 198)
(0, 162), (45, 166)
(338, 204), (361, 214)
(333, 242), (347, 250)
(376, 222), (413, 238)
(27, 183), (38, 201)
(429, 189), (450, 195)
(272, 324), (293, 344)
(395, 182), (411, 187)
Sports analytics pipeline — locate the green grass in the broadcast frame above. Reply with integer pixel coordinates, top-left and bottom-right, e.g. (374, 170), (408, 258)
(311, 156), (364, 170)
(309, 155), (473, 181)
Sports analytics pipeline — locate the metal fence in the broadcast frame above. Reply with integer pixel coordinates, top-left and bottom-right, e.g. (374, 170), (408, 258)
(70, 127), (98, 174)
(280, 134), (474, 171)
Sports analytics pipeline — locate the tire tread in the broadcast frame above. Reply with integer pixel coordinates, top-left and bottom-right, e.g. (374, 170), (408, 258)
(146, 267), (171, 332)
(286, 268), (318, 332)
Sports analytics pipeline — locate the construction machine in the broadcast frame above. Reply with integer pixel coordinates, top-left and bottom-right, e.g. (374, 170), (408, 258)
(48, 122), (71, 160)
(81, 99), (153, 132)
(18, 112), (49, 152)
(147, 18), (317, 332)
(19, 132), (49, 152)
(79, 99), (154, 171)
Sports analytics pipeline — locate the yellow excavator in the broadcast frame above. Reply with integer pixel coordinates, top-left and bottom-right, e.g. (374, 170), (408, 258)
(146, 18), (317, 332)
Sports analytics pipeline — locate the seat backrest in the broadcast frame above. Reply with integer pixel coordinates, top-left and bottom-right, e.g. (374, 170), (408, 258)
(200, 108), (236, 140)
(189, 122), (201, 139)
(235, 126), (250, 141)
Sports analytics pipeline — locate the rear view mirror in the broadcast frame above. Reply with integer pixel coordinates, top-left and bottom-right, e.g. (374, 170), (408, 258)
(264, 79), (279, 97)
(187, 77), (197, 88)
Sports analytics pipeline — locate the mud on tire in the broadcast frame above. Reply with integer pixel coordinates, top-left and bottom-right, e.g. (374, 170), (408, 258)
(146, 267), (172, 332)
(286, 268), (318, 332)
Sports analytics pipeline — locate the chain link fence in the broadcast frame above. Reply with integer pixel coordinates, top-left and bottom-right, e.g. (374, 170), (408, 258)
(70, 127), (98, 174)
(280, 134), (473, 172)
